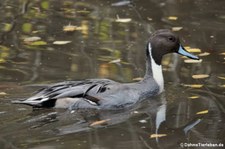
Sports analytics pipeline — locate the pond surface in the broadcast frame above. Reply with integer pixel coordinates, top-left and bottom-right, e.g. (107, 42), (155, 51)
(0, 0), (225, 148)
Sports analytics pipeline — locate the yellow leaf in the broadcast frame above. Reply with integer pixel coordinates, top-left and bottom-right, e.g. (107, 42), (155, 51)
(168, 16), (178, 20)
(196, 110), (208, 115)
(218, 76), (225, 80)
(0, 92), (7, 95)
(189, 96), (199, 99)
(133, 77), (143, 81)
(198, 52), (210, 57)
(115, 18), (132, 23)
(24, 36), (41, 42)
(150, 134), (167, 138)
(3, 23), (13, 32)
(219, 85), (225, 88)
(184, 59), (202, 63)
(219, 52), (225, 56)
(63, 24), (82, 32)
(172, 27), (183, 31)
(53, 41), (72, 45)
(192, 74), (209, 79)
(183, 84), (203, 88)
(90, 119), (110, 126)
(186, 48), (201, 53)
(26, 41), (47, 46)
(22, 23), (32, 33)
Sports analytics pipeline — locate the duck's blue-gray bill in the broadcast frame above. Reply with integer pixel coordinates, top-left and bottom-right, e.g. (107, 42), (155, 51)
(178, 45), (199, 60)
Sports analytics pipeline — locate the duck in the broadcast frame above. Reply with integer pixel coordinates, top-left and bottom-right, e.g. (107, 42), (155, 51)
(12, 29), (199, 110)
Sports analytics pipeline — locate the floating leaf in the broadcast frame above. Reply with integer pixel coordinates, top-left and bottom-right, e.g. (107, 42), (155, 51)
(115, 18), (132, 23)
(109, 59), (121, 64)
(184, 59), (202, 63)
(198, 52), (210, 57)
(3, 23), (13, 32)
(133, 77), (143, 81)
(172, 27), (183, 31)
(219, 52), (225, 56)
(218, 76), (225, 80)
(189, 96), (199, 99)
(53, 41), (72, 45)
(111, 1), (131, 6)
(63, 24), (82, 32)
(41, 1), (49, 10)
(90, 119), (110, 126)
(192, 74), (209, 79)
(28, 41), (47, 46)
(0, 92), (7, 95)
(183, 84), (203, 88)
(186, 48), (201, 53)
(24, 36), (41, 42)
(168, 16), (178, 20)
(22, 23), (32, 33)
(150, 134), (167, 138)
(196, 110), (208, 115)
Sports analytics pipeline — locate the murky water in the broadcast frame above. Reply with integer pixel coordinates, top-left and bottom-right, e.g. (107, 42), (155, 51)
(0, 0), (225, 148)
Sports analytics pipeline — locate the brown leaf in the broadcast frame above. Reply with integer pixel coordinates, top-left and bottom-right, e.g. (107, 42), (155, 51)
(90, 119), (110, 126)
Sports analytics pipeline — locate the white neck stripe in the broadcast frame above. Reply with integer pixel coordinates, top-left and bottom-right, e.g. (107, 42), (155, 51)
(148, 43), (164, 93)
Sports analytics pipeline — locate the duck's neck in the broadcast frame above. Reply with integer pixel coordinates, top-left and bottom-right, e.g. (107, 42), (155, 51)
(143, 43), (164, 93)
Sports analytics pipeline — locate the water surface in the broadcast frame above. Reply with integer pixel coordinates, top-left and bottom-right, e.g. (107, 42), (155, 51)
(0, 0), (225, 148)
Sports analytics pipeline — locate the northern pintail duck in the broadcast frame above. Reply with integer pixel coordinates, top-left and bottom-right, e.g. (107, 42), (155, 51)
(13, 29), (199, 110)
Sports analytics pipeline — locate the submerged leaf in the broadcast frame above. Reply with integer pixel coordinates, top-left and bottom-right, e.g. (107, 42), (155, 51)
(90, 119), (110, 126)
(150, 134), (167, 138)
(184, 59), (202, 63)
(192, 74), (209, 79)
(219, 85), (225, 88)
(196, 110), (208, 115)
(53, 41), (72, 45)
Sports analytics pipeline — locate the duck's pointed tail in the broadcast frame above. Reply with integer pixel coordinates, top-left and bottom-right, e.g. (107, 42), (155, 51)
(11, 98), (43, 107)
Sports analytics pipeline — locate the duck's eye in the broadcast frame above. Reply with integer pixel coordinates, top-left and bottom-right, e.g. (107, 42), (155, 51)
(168, 36), (175, 42)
